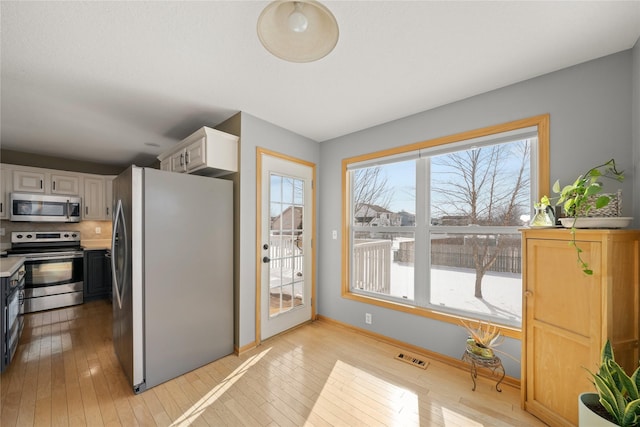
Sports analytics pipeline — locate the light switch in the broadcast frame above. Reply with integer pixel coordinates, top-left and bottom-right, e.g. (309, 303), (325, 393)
(332, 230), (337, 240)
(95, 227), (101, 234)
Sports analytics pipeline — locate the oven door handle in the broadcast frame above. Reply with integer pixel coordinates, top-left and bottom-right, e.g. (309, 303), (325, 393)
(23, 253), (84, 261)
(112, 199), (127, 310)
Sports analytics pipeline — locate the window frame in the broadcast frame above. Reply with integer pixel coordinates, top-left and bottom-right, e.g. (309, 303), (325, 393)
(341, 115), (550, 339)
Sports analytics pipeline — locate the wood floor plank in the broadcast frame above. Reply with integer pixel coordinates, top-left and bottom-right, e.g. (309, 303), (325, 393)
(0, 300), (548, 427)
(50, 385), (69, 427)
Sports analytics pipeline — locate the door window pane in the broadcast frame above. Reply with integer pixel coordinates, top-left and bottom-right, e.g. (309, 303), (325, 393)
(269, 173), (305, 318)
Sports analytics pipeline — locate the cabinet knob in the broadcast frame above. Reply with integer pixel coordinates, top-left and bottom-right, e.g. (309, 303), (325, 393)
(524, 290), (533, 297)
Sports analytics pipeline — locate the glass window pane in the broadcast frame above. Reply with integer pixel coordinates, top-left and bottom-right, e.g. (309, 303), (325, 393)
(270, 175), (282, 203)
(429, 232), (522, 325)
(430, 140), (531, 227)
(351, 160), (416, 227)
(352, 230), (415, 301)
(282, 177), (294, 203)
(293, 179), (304, 205)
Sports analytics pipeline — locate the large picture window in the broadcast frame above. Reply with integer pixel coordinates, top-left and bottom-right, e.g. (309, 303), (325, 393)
(342, 116), (549, 330)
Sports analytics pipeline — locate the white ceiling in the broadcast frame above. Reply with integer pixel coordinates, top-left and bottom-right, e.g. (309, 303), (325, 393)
(2, 1), (639, 167)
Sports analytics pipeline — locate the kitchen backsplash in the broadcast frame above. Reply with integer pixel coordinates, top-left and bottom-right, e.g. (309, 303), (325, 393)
(0, 220), (112, 247)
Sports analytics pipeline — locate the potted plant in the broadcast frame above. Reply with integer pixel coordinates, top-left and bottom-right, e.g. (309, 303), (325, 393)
(537, 159), (624, 275)
(461, 320), (505, 359)
(579, 340), (640, 426)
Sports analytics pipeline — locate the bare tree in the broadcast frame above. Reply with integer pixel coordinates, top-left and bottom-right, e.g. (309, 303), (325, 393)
(352, 167), (393, 225)
(431, 141), (531, 298)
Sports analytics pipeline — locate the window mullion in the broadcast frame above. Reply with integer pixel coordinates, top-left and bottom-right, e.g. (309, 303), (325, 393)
(414, 157), (429, 305)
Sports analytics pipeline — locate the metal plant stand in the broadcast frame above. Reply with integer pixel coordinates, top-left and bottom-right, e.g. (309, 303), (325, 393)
(461, 349), (505, 392)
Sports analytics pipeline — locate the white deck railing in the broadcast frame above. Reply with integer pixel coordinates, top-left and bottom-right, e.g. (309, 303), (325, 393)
(353, 239), (391, 294)
(269, 235), (303, 273)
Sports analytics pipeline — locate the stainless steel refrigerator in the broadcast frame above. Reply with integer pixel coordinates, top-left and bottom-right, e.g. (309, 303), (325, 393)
(111, 166), (233, 394)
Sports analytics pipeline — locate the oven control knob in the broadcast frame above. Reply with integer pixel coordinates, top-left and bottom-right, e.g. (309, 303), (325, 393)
(16, 234), (23, 239)
(26, 234), (33, 239)
(71, 233), (77, 238)
(64, 234), (69, 237)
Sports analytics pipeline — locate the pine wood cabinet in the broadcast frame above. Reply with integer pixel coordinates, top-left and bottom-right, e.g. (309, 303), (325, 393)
(521, 228), (640, 427)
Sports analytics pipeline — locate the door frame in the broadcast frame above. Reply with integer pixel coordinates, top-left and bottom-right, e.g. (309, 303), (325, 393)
(255, 147), (316, 345)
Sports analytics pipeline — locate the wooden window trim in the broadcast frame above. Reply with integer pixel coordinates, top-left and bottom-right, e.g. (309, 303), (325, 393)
(340, 114), (550, 340)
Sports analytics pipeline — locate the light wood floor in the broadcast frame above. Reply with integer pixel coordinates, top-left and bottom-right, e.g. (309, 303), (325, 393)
(1, 300), (547, 426)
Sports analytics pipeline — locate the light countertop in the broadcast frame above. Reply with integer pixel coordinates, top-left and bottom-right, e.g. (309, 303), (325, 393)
(1, 257), (25, 278)
(82, 239), (111, 250)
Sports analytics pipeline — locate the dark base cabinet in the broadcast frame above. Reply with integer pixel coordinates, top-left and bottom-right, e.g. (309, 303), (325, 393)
(84, 250), (112, 301)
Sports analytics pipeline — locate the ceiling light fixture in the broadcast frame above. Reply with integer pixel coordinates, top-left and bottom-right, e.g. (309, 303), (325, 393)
(257, 0), (339, 63)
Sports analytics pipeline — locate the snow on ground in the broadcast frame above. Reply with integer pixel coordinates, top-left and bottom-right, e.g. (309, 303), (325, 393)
(390, 263), (522, 324)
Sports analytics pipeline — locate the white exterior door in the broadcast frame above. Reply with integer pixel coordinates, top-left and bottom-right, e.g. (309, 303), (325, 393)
(259, 150), (315, 341)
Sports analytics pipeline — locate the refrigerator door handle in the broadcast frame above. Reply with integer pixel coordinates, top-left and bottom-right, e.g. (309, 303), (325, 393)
(111, 199), (128, 310)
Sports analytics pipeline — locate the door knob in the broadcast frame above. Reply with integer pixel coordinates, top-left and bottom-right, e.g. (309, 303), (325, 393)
(263, 256), (270, 263)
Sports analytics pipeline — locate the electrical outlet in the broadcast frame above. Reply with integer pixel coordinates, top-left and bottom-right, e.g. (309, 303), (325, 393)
(365, 313), (372, 324)
(95, 227), (101, 234)
(332, 230), (337, 240)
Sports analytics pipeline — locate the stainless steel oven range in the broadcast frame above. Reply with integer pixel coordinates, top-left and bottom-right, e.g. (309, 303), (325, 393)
(7, 231), (84, 313)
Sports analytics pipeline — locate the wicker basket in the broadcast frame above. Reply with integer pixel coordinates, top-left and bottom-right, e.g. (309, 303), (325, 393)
(575, 190), (622, 217)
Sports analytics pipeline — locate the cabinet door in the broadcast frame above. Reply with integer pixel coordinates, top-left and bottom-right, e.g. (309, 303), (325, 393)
(51, 173), (80, 195)
(84, 250), (110, 301)
(170, 151), (187, 173)
(104, 177), (114, 220)
(160, 159), (171, 172)
(83, 177), (105, 220)
(0, 167), (9, 219)
(13, 170), (46, 193)
(524, 237), (601, 427)
(185, 138), (206, 172)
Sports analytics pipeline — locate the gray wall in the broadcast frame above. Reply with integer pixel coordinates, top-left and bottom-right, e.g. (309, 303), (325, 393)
(236, 112), (319, 349)
(1, 149), (125, 175)
(318, 50), (635, 379)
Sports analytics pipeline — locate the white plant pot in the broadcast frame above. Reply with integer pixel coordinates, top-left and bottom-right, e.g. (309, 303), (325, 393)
(578, 392), (618, 426)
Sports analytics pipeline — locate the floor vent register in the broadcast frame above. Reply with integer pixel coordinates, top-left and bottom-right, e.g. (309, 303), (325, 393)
(395, 352), (428, 369)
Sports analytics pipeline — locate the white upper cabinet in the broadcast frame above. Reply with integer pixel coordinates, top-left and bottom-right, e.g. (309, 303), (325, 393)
(184, 137), (207, 172)
(158, 127), (238, 177)
(50, 173), (80, 195)
(170, 150), (187, 173)
(83, 176), (105, 220)
(13, 169), (46, 193)
(104, 176), (114, 220)
(11, 167), (80, 196)
(2, 163), (116, 222)
(0, 167), (10, 219)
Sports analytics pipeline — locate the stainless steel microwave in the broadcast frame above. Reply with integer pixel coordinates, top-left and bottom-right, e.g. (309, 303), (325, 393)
(10, 193), (81, 222)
